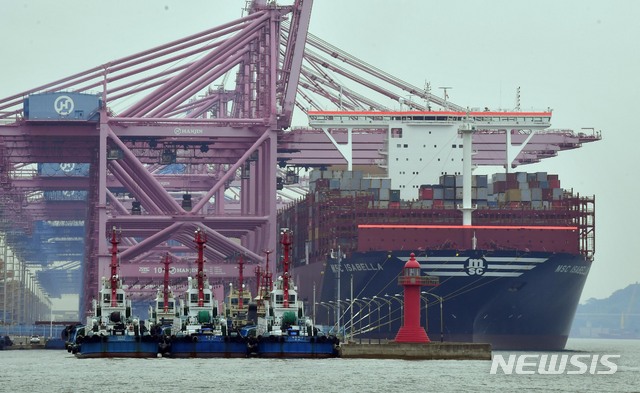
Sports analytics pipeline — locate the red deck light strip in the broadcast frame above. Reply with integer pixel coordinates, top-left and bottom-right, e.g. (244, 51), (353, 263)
(308, 110), (552, 117)
(358, 224), (577, 231)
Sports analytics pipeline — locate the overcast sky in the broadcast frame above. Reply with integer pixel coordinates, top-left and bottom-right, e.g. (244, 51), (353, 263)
(2, 0), (638, 307)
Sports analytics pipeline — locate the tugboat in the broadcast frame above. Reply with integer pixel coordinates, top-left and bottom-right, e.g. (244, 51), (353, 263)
(0, 335), (12, 350)
(148, 253), (181, 356)
(168, 228), (249, 358)
(255, 229), (339, 358)
(74, 227), (159, 358)
(64, 324), (84, 354)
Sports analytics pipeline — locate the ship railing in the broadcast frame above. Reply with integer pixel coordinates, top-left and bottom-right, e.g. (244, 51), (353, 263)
(0, 111), (21, 124)
(347, 338), (392, 345)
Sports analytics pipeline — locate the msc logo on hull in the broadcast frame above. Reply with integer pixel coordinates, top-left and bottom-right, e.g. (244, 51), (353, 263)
(466, 258), (487, 276)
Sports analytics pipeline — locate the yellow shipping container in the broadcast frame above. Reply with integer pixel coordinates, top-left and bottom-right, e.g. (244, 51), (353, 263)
(505, 189), (521, 202)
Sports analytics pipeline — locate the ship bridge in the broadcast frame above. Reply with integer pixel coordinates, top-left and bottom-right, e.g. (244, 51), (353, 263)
(307, 110), (552, 128)
(276, 110), (598, 173)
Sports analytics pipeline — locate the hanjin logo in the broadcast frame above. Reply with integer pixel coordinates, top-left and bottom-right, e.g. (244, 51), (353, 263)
(54, 95), (74, 116)
(59, 163), (76, 172)
(490, 354), (620, 375)
(174, 127), (203, 135)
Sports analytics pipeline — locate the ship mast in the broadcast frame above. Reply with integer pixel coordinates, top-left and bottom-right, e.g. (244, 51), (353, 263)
(162, 253), (172, 313)
(254, 265), (262, 307)
(237, 254), (244, 310)
(281, 229), (292, 308)
(108, 227), (120, 308)
(459, 120), (476, 226)
(194, 228), (207, 307)
(263, 249), (273, 298)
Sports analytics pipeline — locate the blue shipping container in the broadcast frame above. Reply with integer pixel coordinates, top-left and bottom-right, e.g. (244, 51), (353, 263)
(24, 92), (101, 121)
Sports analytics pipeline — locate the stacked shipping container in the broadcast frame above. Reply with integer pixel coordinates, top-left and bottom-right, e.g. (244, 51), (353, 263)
(278, 169), (592, 267)
(418, 172), (564, 210)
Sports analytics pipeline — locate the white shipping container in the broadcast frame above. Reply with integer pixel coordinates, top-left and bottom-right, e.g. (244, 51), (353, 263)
(493, 173), (507, 182)
(421, 200), (434, 208)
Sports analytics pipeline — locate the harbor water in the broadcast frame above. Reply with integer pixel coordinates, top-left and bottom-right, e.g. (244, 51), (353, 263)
(0, 338), (638, 392)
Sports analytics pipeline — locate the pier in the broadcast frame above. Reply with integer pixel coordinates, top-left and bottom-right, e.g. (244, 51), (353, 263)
(339, 339), (491, 360)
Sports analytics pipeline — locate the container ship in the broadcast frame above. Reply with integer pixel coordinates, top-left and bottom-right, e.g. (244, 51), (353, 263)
(277, 110), (598, 350)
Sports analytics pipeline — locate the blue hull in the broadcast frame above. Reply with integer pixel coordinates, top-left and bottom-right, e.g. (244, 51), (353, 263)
(45, 338), (66, 349)
(297, 249), (590, 350)
(168, 335), (249, 358)
(255, 336), (339, 358)
(76, 336), (159, 358)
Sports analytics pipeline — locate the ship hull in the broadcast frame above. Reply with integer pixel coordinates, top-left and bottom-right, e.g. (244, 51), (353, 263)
(167, 335), (249, 358)
(295, 249), (590, 350)
(75, 335), (159, 358)
(255, 335), (339, 358)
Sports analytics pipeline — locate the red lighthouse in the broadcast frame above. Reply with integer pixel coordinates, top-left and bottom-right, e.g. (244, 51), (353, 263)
(394, 253), (439, 343)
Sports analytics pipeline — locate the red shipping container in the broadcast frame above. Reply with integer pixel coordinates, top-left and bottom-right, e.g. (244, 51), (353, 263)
(549, 179), (561, 188)
(420, 187), (434, 200)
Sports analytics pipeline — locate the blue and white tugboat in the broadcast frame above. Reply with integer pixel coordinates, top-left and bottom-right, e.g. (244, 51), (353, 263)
(148, 253), (181, 356)
(168, 228), (249, 358)
(74, 228), (159, 358)
(255, 229), (339, 358)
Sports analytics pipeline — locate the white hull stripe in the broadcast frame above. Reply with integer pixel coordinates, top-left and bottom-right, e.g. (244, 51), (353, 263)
(484, 257), (548, 263)
(400, 256), (548, 264)
(419, 263), (537, 270)
(488, 265), (537, 270)
(418, 263), (465, 269)
(426, 271), (523, 277)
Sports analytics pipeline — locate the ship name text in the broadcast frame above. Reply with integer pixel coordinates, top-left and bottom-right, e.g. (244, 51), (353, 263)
(555, 265), (589, 275)
(331, 263), (383, 273)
